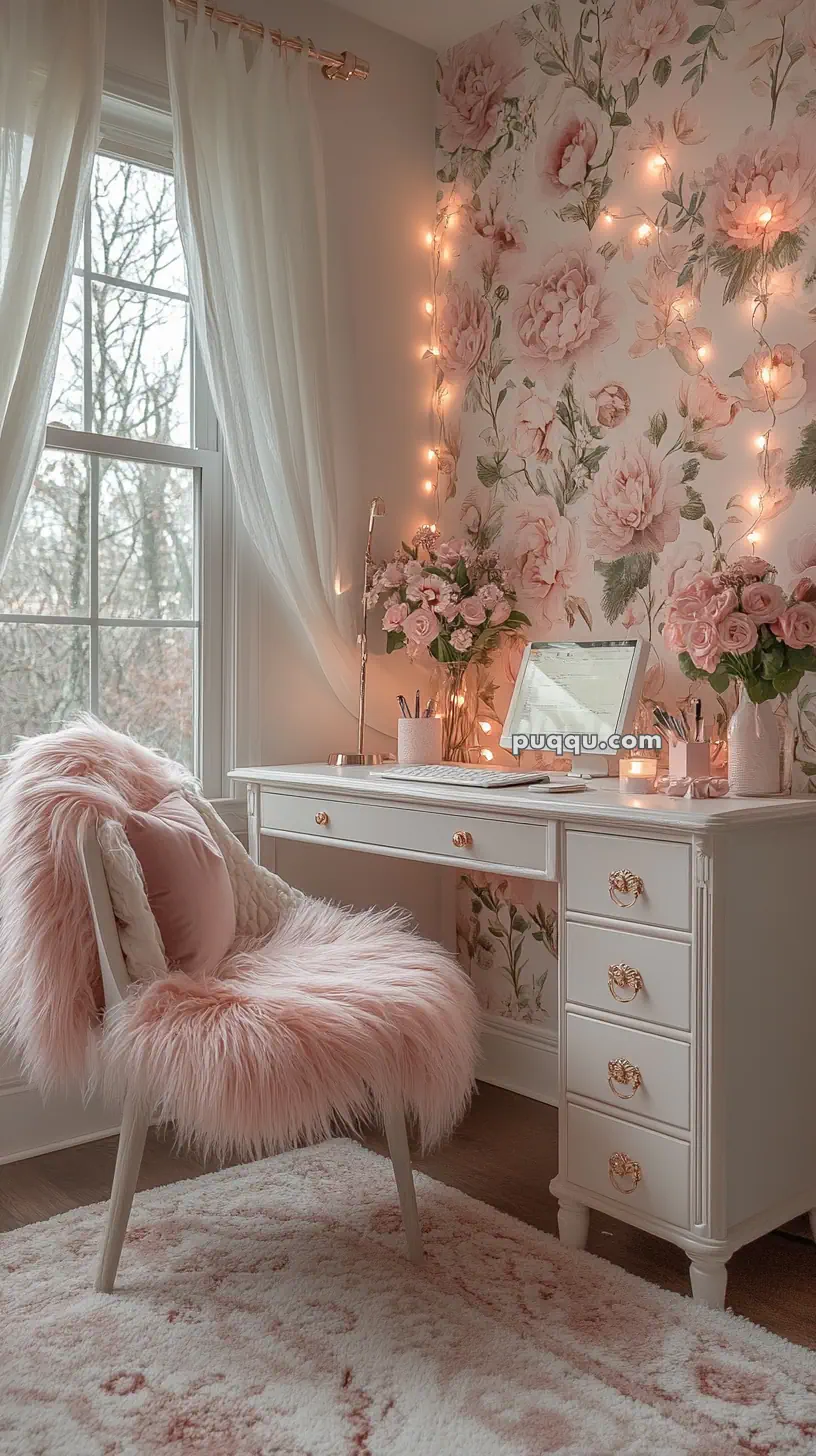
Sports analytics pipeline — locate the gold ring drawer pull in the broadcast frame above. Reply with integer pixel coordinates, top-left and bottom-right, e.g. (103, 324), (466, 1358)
(452, 831), (473, 849)
(314, 811), (330, 826)
(608, 1152), (642, 1194)
(608, 869), (644, 908)
(608, 962), (644, 1003)
(608, 1058), (642, 1100)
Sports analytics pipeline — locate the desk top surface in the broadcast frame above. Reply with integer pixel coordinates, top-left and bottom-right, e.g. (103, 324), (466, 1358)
(229, 763), (816, 833)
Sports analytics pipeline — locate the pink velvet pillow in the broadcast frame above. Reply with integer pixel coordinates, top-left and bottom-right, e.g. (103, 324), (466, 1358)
(124, 791), (236, 977)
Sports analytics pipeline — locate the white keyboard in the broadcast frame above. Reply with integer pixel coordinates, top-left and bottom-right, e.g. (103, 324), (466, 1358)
(373, 765), (553, 789)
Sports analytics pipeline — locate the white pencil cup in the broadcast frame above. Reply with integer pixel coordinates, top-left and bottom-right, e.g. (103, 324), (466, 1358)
(669, 740), (711, 780)
(397, 717), (442, 766)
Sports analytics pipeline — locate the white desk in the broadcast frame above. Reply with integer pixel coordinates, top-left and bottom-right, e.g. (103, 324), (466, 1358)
(230, 762), (816, 1308)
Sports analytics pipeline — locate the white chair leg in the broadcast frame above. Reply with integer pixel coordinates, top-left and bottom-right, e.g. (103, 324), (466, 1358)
(95, 1090), (150, 1294)
(382, 1103), (423, 1265)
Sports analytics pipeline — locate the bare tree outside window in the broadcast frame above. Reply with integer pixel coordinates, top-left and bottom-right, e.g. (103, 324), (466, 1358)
(0, 154), (206, 770)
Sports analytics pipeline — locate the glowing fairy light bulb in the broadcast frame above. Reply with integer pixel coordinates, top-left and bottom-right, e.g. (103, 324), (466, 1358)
(696, 344), (709, 362)
(761, 366), (772, 385)
(427, 447), (436, 462)
(758, 207), (773, 226)
(649, 153), (667, 171)
(602, 210), (614, 225)
(423, 299), (434, 316)
(422, 479), (434, 494)
(748, 530), (761, 545)
(637, 222), (652, 240)
(750, 493), (762, 510)
(454, 694), (465, 708)
(755, 434), (767, 450)
(424, 230), (434, 246)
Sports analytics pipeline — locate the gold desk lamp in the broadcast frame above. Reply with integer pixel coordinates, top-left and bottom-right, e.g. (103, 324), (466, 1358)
(328, 496), (390, 766)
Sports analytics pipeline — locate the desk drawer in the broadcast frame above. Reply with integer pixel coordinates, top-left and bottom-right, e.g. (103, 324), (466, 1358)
(259, 790), (555, 876)
(566, 921), (691, 1032)
(566, 831), (691, 931)
(566, 1102), (690, 1229)
(566, 1012), (690, 1130)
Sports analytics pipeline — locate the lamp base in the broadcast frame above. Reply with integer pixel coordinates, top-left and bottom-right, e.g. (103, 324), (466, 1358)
(327, 752), (391, 766)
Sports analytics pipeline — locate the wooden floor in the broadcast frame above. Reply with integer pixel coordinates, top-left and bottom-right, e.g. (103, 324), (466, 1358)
(2, 1082), (815, 1350)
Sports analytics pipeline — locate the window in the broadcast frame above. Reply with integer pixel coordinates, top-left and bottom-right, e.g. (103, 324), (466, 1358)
(0, 137), (224, 792)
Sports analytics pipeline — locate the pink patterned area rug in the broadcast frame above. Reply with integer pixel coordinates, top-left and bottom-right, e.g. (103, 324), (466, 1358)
(2, 1141), (816, 1455)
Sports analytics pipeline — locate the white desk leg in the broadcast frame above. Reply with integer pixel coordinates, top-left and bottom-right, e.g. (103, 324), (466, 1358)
(557, 1198), (590, 1249)
(247, 783), (261, 866)
(689, 1255), (728, 1309)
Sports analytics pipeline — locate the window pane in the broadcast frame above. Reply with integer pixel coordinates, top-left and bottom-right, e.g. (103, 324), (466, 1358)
(91, 280), (190, 444)
(48, 274), (84, 430)
(0, 450), (89, 615)
(98, 459), (195, 620)
(91, 155), (187, 296)
(99, 625), (195, 769)
(0, 624), (89, 752)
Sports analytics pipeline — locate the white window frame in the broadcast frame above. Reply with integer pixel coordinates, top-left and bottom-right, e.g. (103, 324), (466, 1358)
(7, 94), (228, 798)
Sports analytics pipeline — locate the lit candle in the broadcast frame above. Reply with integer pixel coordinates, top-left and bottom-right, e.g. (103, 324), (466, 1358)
(619, 758), (658, 794)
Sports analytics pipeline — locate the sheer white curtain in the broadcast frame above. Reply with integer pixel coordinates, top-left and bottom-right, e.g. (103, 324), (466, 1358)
(164, 5), (369, 719)
(0, 0), (105, 573)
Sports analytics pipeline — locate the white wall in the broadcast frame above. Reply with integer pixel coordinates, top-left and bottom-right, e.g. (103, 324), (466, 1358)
(2, 0), (441, 1163)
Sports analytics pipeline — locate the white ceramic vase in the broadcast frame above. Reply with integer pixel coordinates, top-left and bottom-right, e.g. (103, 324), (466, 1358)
(727, 691), (780, 796)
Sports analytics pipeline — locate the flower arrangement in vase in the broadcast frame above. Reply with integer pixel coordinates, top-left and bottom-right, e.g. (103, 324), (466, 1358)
(664, 555), (816, 795)
(368, 527), (529, 760)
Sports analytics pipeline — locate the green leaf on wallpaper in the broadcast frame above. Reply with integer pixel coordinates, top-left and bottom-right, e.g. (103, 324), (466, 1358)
(646, 410), (668, 446)
(687, 23), (714, 42)
(594, 553), (652, 622)
(767, 230), (804, 271)
(786, 421), (816, 493)
(610, 111), (632, 127)
(653, 56), (672, 86)
(624, 77), (640, 108)
(597, 241), (619, 263)
(681, 485), (706, 519)
(476, 454), (505, 489)
(681, 458), (701, 482)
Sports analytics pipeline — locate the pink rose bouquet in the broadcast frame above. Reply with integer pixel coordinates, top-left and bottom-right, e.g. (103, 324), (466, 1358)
(664, 555), (816, 702)
(368, 533), (529, 665)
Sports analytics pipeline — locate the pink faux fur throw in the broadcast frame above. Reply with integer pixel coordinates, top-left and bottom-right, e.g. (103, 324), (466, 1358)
(0, 719), (479, 1158)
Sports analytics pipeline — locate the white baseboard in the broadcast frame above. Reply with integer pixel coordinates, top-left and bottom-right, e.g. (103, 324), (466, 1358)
(0, 1079), (120, 1165)
(477, 1013), (559, 1106)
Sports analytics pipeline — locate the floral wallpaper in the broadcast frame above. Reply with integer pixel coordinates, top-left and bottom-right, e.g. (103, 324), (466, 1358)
(436, 0), (816, 1019)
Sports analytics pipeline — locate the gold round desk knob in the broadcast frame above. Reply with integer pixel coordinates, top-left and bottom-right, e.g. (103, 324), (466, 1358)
(314, 811), (330, 826)
(608, 1152), (642, 1194)
(452, 830), (473, 849)
(609, 868), (644, 907)
(608, 1057), (643, 1099)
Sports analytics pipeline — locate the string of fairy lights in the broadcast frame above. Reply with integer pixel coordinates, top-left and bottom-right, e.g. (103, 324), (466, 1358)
(415, 153), (783, 762)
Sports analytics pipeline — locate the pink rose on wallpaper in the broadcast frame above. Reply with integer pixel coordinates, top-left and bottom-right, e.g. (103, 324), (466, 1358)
(718, 613), (759, 653)
(590, 383), (631, 428)
(706, 124), (816, 251)
(537, 89), (612, 200)
(465, 206), (526, 272)
(607, 0), (688, 75)
(753, 447), (793, 519)
(677, 376), (740, 458)
(628, 266), (709, 373)
(402, 606), (439, 649)
(737, 343), (806, 413)
(514, 501), (580, 627)
(686, 619), (722, 672)
(437, 282), (491, 379)
(742, 580), (787, 622)
(513, 248), (618, 388)
(664, 541), (704, 596)
(437, 36), (521, 153)
(790, 529), (816, 573)
(622, 598), (647, 628)
(511, 392), (561, 462)
(587, 443), (684, 559)
(773, 602), (816, 646)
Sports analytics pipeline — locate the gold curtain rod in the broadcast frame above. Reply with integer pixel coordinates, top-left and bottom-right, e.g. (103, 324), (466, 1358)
(168, 0), (370, 80)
